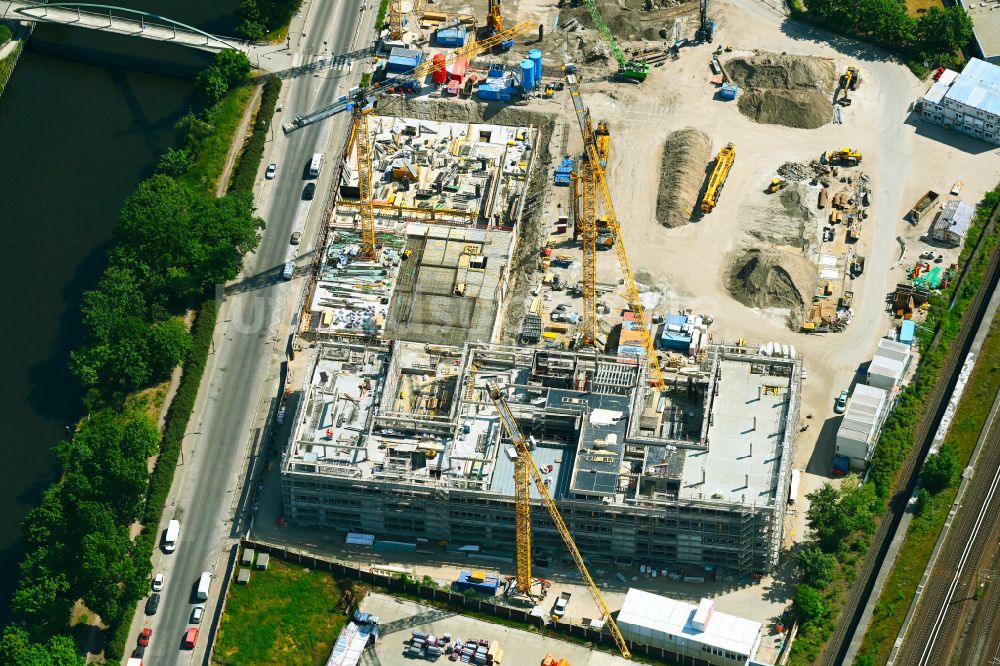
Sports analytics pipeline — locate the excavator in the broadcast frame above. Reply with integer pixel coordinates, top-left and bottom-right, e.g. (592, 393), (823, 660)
(821, 147), (862, 166)
(699, 142), (735, 213)
(580, 0), (648, 81)
(767, 178), (787, 193)
(487, 0), (514, 49)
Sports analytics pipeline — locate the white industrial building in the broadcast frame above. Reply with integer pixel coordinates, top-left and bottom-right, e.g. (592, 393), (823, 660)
(616, 589), (763, 666)
(867, 338), (912, 391)
(920, 58), (1000, 146)
(835, 384), (890, 471)
(931, 200), (975, 246)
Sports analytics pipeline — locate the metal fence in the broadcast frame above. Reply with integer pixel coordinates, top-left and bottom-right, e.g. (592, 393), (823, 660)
(223, 538), (715, 666)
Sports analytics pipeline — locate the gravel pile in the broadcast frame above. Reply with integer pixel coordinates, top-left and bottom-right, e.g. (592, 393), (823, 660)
(655, 127), (713, 228)
(725, 52), (836, 129)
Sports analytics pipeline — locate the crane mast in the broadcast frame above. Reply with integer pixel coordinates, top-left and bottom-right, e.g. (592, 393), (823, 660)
(580, 160), (598, 348)
(485, 380), (632, 660)
(353, 107), (378, 261)
(388, 0), (404, 40)
(567, 70), (665, 389)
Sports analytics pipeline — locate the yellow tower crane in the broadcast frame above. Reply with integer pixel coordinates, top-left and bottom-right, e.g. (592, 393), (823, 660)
(580, 161), (598, 348)
(566, 67), (665, 389)
(388, 0), (404, 40)
(485, 380), (632, 660)
(343, 21), (535, 260)
(699, 142), (734, 214)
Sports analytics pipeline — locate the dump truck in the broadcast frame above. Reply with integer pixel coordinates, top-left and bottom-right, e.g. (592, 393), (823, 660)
(821, 147), (862, 166)
(908, 190), (940, 223)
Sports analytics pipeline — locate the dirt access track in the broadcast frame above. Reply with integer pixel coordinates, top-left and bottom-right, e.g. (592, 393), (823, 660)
(550, 0), (1000, 484)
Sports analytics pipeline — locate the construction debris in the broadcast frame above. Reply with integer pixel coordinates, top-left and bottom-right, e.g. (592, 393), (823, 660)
(655, 127), (712, 228)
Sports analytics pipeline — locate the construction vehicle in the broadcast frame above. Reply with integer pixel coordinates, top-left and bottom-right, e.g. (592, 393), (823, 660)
(821, 147), (862, 166)
(486, 0), (515, 49)
(595, 121), (610, 168)
(541, 655), (569, 666)
(486, 380), (631, 660)
(580, 0), (649, 81)
(699, 142), (735, 213)
(767, 178), (787, 193)
(285, 21), (533, 132)
(695, 0), (716, 42)
(565, 66), (665, 388)
(841, 66), (861, 91)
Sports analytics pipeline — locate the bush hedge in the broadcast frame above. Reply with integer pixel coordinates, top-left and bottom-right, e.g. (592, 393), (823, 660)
(229, 77), (283, 193)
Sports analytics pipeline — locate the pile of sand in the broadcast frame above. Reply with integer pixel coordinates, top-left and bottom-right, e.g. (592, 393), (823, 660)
(725, 249), (818, 325)
(655, 127), (712, 228)
(724, 52), (836, 129)
(740, 185), (820, 252)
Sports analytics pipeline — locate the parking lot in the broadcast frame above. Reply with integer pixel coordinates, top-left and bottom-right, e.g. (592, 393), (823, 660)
(358, 592), (631, 666)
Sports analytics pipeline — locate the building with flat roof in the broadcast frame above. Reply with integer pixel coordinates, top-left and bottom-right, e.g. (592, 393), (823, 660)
(921, 58), (1000, 145)
(616, 588), (763, 666)
(281, 342), (800, 580)
(931, 200), (975, 246)
(956, 0), (1000, 64)
(867, 337), (912, 391)
(835, 384), (890, 471)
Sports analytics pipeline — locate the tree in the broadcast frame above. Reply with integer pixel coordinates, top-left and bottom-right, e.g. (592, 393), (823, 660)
(794, 584), (829, 624)
(917, 6), (974, 56)
(81, 266), (147, 345)
(196, 67), (228, 105)
(915, 487), (931, 515)
(213, 49), (252, 88)
(9, 570), (71, 631)
(156, 147), (194, 178)
(921, 445), (957, 493)
(806, 478), (880, 553)
(174, 112), (215, 157)
(0, 24), (13, 45)
(237, 0), (268, 39)
(795, 547), (837, 589)
(147, 318), (192, 379)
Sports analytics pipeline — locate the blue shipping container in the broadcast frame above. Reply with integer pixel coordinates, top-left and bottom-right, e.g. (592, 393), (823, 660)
(899, 320), (915, 345)
(720, 83), (739, 100)
(387, 47), (423, 73)
(660, 330), (691, 351)
(436, 27), (467, 46)
(455, 570), (500, 596)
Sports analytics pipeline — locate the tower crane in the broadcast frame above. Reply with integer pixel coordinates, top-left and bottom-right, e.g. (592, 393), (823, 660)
(290, 22), (534, 260)
(566, 67), (665, 389)
(485, 380), (632, 660)
(388, 0), (404, 40)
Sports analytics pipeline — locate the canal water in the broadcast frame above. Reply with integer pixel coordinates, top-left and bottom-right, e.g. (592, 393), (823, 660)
(0, 1), (237, 627)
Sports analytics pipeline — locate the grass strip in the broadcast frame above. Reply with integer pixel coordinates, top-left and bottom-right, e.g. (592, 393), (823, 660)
(178, 84), (255, 196)
(229, 77), (282, 193)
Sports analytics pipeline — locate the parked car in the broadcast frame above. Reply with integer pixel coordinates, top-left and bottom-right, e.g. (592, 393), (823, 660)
(290, 231), (302, 245)
(303, 182), (316, 200)
(145, 593), (160, 616)
(265, 163), (277, 179)
(191, 605), (205, 624)
(132, 645), (145, 659)
(182, 627), (200, 649)
(834, 390), (849, 414)
(152, 573), (164, 591)
(138, 628), (152, 647)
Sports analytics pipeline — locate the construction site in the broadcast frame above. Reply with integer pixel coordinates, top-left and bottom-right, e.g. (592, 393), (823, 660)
(270, 0), (1000, 657)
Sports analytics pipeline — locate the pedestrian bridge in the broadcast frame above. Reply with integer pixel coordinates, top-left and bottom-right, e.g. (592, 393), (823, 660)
(1, 1), (283, 70)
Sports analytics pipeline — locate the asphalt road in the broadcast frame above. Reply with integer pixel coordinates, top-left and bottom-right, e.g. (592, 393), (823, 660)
(128, 0), (374, 662)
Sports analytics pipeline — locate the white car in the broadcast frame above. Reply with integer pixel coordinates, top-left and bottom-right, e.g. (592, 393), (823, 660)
(191, 605), (205, 624)
(152, 573), (164, 592)
(265, 163), (277, 180)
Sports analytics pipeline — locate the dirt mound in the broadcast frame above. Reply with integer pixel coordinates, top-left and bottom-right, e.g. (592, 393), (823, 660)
(725, 249), (818, 325)
(724, 52), (835, 129)
(655, 128), (712, 228)
(740, 184), (820, 252)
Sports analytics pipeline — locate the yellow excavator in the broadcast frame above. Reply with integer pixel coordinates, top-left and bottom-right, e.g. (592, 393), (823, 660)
(767, 178), (787, 193)
(699, 142), (735, 214)
(822, 147), (862, 166)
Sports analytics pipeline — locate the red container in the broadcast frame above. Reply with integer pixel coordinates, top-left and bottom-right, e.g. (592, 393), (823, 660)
(448, 58), (467, 82)
(432, 53), (447, 84)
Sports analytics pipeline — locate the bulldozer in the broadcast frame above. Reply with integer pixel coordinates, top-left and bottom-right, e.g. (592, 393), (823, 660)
(821, 147), (862, 167)
(767, 178), (787, 193)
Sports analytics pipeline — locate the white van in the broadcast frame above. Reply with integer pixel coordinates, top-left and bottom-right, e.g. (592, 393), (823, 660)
(282, 261), (295, 280)
(308, 153), (323, 178)
(196, 571), (211, 601)
(164, 519), (180, 553)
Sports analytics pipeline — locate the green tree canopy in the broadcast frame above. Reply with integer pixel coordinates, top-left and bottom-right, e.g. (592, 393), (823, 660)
(213, 49), (252, 87)
(147, 318), (193, 378)
(174, 112), (215, 157)
(921, 445), (957, 493)
(156, 147), (194, 178)
(806, 477), (881, 553)
(0, 626), (85, 666)
(917, 7), (974, 56)
(196, 67), (228, 105)
(795, 546), (838, 589)
(794, 584), (829, 624)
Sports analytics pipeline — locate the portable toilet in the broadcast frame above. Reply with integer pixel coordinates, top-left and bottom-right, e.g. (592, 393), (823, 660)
(520, 60), (535, 93)
(528, 49), (543, 83)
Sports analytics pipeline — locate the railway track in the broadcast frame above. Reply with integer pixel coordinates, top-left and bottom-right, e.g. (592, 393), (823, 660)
(823, 200), (1000, 666)
(897, 422), (1000, 665)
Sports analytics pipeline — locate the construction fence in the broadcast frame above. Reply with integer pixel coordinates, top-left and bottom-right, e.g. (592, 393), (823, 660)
(228, 538), (717, 666)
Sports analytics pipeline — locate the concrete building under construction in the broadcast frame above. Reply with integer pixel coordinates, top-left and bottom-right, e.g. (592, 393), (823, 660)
(280, 341), (800, 581)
